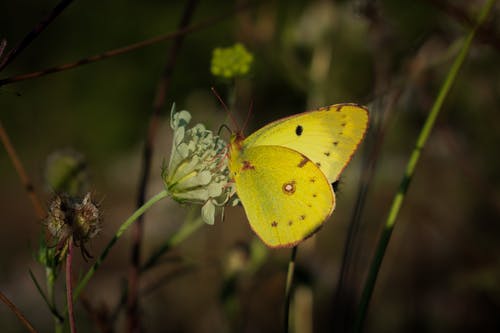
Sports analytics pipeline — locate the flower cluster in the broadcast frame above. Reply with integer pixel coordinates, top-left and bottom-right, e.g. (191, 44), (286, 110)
(163, 105), (233, 225)
(210, 43), (253, 79)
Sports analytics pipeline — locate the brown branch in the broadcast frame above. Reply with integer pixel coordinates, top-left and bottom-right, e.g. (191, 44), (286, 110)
(0, 290), (38, 333)
(0, 3), (252, 87)
(0, 121), (46, 219)
(127, 1), (201, 332)
(0, 0), (75, 71)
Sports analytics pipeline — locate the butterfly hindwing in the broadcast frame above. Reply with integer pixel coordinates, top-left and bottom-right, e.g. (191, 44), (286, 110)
(242, 104), (368, 183)
(231, 145), (335, 248)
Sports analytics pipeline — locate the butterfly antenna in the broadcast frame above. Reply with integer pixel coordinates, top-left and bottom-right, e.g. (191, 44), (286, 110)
(218, 123), (232, 136)
(211, 86), (240, 132)
(241, 99), (254, 133)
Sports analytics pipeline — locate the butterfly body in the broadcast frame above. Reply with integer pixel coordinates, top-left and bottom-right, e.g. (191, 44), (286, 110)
(228, 104), (368, 248)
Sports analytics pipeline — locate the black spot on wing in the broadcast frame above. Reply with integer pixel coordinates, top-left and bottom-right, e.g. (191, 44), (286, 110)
(295, 125), (303, 136)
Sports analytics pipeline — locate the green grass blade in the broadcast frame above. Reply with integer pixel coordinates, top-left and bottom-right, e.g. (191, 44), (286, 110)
(353, 1), (497, 332)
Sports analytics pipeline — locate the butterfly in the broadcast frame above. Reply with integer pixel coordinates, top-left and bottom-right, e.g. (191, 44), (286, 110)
(227, 103), (369, 248)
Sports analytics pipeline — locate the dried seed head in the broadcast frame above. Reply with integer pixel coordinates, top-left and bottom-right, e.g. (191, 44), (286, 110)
(46, 193), (101, 259)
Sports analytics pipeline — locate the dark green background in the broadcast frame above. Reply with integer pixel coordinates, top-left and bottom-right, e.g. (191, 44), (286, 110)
(1, 0), (499, 332)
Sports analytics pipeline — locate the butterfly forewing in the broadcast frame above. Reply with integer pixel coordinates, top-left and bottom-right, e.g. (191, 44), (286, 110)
(242, 104), (368, 183)
(230, 145), (335, 248)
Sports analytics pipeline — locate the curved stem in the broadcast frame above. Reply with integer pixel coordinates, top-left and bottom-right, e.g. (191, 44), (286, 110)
(73, 190), (169, 301)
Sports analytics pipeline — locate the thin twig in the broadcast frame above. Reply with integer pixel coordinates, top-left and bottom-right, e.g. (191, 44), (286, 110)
(0, 39), (6, 59)
(0, 2), (252, 87)
(66, 237), (77, 333)
(0, 291), (38, 333)
(353, 1), (497, 331)
(0, 121), (46, 219)
(29, 270), (64, 321)
(284, 246), (298, 333)
(0, 0), (75, 71)
(127, 1), (200, 332)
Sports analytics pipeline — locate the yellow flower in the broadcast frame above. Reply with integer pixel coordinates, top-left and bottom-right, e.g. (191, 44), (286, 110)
(211, 43), (254, 79)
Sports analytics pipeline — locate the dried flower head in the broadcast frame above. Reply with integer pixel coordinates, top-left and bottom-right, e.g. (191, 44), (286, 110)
(46, 192), (100, 259)
(211, 43), (253, 79)
(163, 104), (234, 225)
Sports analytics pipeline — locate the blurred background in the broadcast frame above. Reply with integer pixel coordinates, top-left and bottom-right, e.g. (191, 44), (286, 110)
(1, 0), (499, 332)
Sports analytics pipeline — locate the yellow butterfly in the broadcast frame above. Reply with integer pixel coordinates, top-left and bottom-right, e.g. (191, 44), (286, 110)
(228, 103), (369, 248)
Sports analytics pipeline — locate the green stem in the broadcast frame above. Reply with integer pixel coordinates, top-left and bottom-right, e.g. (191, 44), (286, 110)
(353, 1), (497, 332)
(73, 189), (168, 300)
(141, 214), (204, 272)
(66, 237), (77, 333)
(46, 268), (63, 333)
(284, 246), (298, 333)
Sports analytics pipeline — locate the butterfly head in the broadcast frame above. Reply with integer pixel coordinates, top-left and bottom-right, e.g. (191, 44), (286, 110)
(227, 132), (246, 175)
(229, 131), (245, 146)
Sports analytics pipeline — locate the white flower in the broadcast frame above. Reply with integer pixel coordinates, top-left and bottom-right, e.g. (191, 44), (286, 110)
(163, 104), (233, 225)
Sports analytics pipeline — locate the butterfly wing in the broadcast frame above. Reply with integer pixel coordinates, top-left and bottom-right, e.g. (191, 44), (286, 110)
(242, 104), (368, 183)
(231, 145), (335, 248)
